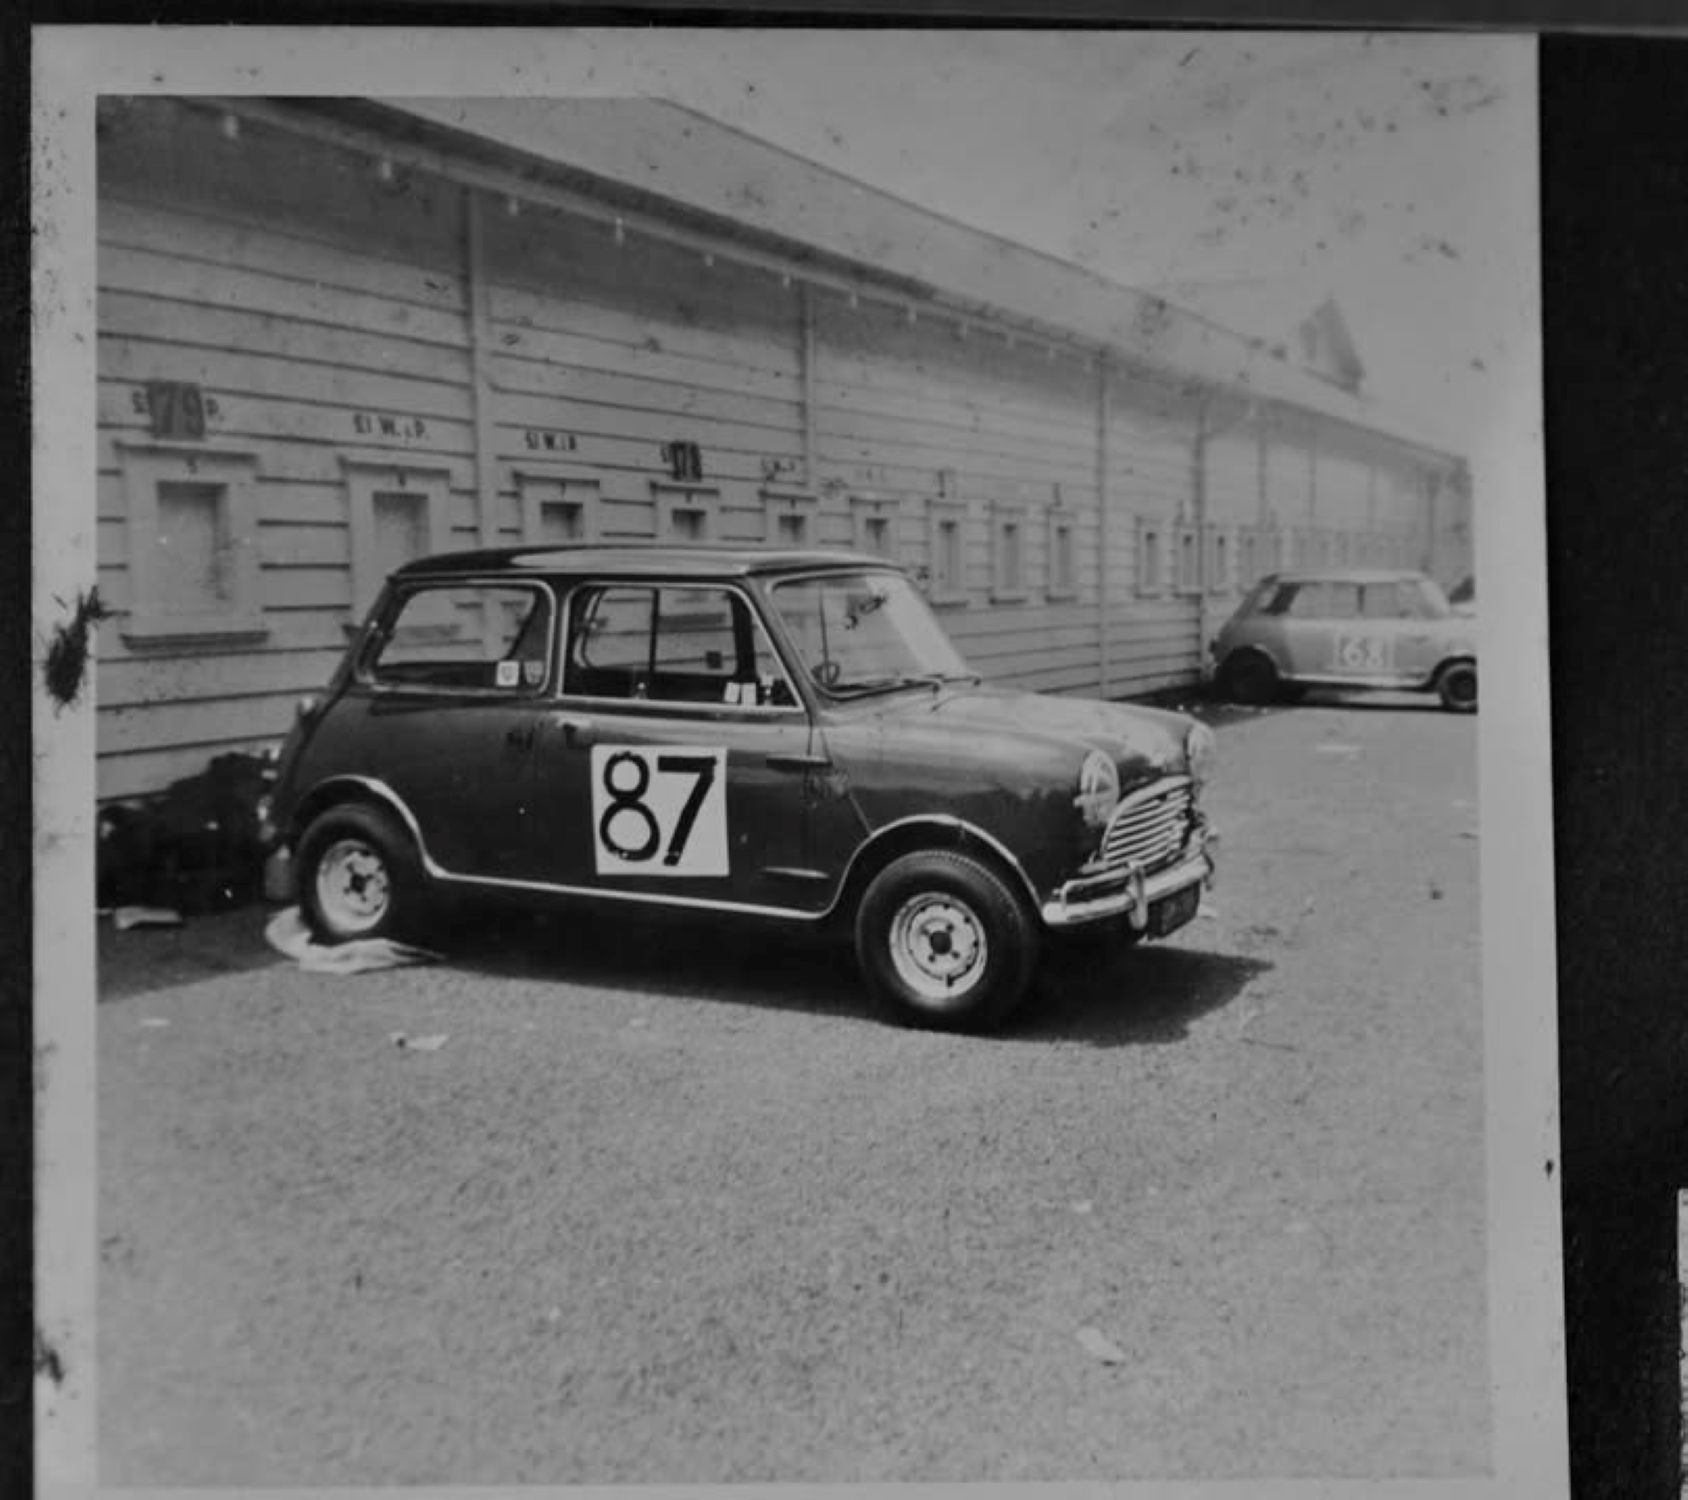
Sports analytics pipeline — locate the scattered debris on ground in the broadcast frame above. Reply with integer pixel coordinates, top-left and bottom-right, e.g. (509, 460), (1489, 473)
(1075, 1326), (1128, 1365)
(112, 906), (184, 931)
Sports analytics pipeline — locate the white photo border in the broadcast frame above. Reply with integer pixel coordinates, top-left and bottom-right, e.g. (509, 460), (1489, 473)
(31, 25), (1563, 1498)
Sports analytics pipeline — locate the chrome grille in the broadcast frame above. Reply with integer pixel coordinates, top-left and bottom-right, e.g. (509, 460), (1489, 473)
(1096, 776), (1194, 874)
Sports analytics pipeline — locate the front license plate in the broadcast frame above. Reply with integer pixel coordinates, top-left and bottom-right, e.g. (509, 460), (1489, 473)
(1147, 883), (1201, 938)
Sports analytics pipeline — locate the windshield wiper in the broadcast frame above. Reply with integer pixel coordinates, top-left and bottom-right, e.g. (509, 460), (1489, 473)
(831, 671), (980, 697)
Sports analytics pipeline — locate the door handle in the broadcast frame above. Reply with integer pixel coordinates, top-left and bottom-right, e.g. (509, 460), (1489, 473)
(547, 712), (596, 748)
(506, 723), (536, 752)
(766, 751), (832, 773)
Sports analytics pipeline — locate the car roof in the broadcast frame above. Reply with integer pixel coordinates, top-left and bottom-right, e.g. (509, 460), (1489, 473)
(1258, 567), (1431, 586)
(391, 543), (897, 580)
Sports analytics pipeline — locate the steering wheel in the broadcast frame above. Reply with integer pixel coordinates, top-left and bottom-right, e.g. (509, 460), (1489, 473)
(813, 659), (842, 687)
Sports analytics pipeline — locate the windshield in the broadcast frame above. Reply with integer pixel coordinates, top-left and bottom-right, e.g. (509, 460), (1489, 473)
(1415, 576), (1455, 618)
(769, 571), (975, 696)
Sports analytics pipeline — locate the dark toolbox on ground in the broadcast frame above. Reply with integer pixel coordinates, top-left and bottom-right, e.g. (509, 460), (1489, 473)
(97, 751), (276, 915)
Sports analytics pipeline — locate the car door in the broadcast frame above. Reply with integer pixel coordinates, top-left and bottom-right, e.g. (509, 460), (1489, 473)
(521, 580), (841, 914)
(347, 578), (556, 878)
(1278, 578), (1410, 683)
(1272, 580), (1343, 677)
(1389, 577), (1455, 683)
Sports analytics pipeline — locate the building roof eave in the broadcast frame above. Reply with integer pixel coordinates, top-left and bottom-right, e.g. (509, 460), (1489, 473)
(225, 95), (1463, 468)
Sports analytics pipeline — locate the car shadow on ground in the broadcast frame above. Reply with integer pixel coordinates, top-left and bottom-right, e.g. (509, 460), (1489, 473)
(96, 901), (1271, 1048)
(1012, 941), (1273, 1047)
(1289, 691), (1456, 713)
(97, 905), (286, 1003)
(444, 905), (872, 1020)
(443, 905), (1270, 1046)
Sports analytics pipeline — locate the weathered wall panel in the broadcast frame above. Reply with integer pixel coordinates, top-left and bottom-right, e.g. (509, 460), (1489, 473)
(92, 97), (1471, 801)
(96, 100), (476, 798)
(812, 297), (1104, 696)
(1102, 379), (1203, 694)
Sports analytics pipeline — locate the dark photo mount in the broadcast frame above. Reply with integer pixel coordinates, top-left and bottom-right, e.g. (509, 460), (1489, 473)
(1543, 34), (1688, 1500)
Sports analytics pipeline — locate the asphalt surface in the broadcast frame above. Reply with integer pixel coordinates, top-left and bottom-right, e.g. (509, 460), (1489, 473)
(97, 690), (1487, 1484)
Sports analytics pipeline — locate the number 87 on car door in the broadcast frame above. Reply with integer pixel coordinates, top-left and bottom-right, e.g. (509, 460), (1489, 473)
(589, 745), (729, 877)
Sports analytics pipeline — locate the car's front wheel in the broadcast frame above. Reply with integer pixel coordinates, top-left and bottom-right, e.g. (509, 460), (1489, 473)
(1216, 649), (1281, 706)
(296, 802), (428, 944)
(855, 849), (1039, 1032)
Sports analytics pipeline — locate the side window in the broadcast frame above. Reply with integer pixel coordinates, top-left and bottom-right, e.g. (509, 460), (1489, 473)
(1047, 507), (1078, 599)
(565, 585), (797, 707)
(1174, 524), (1201, 595)
(571, 587), (653, 678)
(991, 503), (1028, 602)
(926, 499), (969, 605)
(363, 583), (553, 693)
(763, 487), (819, 547)
(118, 443), (265, 644)
(518, 472), (601, 545)
(1279, 582), (1330, 619)
(1360, 583), (1407, 620)
(1324, 582), (1361, 619)
(343, 458), (452, 618)
(1135, 519), (1165, 596)
(653, 590), (738, 680)
(852, 496), (899, 559)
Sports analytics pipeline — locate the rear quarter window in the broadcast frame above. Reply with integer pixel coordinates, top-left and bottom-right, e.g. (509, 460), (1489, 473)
(360, 582), (554, 694)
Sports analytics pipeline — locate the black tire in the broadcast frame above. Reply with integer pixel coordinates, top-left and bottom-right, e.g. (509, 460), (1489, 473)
(1437, 661), (1478, 714)
(855, 849), (1040, 1033)
(295, 802), (429, 944)
(1216, 649), (1281, 706)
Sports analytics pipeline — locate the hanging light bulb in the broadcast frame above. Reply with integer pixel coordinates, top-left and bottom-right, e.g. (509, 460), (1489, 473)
(506, 195), (520, 217)
(220, 113), (240, 142)
(376, 156), (395, 183)
(614, 217), (626, 246)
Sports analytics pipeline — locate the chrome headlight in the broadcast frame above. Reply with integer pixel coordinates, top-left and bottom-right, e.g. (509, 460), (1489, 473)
(1186, 722), (1216, 789)
(1074, 749), (1121, 829)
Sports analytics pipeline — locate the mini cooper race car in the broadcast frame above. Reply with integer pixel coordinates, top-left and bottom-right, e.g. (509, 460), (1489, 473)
(266, 545), (1218, 1032)
(1208, 568), (1477, 712)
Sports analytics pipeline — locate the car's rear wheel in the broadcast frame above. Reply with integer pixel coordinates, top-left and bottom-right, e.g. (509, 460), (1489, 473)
(296, 803), (428, 944)
(1217, 649), (1281, 706)
(1437, 661), (1478, 714)
(855, 849), (1039, 1032)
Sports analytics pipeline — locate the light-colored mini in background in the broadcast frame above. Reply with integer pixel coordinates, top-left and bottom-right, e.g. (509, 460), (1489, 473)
(1208, 568), (1477, 712)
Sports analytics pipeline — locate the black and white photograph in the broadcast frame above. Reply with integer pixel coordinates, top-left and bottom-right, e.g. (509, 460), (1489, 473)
(32, 25), (1560, 1494)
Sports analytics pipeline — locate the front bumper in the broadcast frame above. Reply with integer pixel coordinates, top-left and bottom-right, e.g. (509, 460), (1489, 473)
(1040, 822), (1218, 931)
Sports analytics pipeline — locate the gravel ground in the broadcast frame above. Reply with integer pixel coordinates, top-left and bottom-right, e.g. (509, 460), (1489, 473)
(97, 691), (1487, 1484)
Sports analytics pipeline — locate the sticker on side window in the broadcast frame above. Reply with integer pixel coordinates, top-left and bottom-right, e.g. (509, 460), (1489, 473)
(1331, 632), (1392, 674)
(590, 746), (729, 877)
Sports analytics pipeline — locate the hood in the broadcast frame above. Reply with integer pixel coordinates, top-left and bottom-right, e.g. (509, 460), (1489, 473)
(853, 684), (1193, 786)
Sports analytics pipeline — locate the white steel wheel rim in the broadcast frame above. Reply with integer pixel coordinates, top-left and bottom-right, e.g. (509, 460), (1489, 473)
(315, 837), (392, 935)
(888, 891), (988, 1006)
